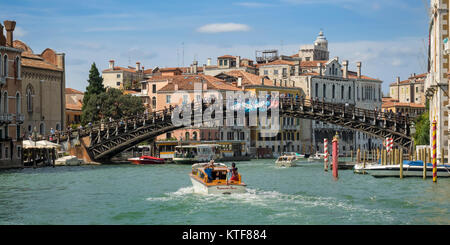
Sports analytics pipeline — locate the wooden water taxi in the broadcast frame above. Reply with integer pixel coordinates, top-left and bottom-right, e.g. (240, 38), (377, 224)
(189, 162), (247, 194)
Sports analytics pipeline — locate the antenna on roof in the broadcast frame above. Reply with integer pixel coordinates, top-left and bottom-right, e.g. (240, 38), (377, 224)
(182, 42), (185, 67)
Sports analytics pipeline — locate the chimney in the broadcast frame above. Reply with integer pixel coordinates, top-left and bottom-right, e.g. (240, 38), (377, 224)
(109, 60), (115, 69)
(0, 24), (6, 46)
(193, 60), (198, 74)
(356, 62), (362, 78)
(3, 20), (16, 47)
(236, 56), (240, 68)
(136, 62), (141, 72)
(207, 58), (211, 66)
(237, 77), (242, 87)
(342, 60), (348, 79)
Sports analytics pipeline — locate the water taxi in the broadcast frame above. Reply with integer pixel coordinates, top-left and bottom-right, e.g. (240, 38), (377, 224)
(189, 162), (247, 194)
(173, 144), (219, 164)
(275, 155), (298, 167)
(308, 152), (325, 161)
(354, 161), (450, 177)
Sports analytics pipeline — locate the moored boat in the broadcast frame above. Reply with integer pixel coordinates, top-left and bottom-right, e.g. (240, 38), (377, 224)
(128, 155), (165, 165)
(354, 160), (450, 177)
(189, 162), (247, 194)
(173, 144), (219, 164)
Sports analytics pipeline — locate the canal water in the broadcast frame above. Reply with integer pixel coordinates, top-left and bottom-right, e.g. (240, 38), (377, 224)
(0, 159), (449, 225)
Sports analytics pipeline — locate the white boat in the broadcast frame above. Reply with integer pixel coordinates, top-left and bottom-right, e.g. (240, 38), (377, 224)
(284, 152), (308, 160)
(173, 144), (219, 164)
(189, 162), (247, 194)
(308, 153), (325, 161)
(354, 161), (450, 178)
(276, 155), (298, 167)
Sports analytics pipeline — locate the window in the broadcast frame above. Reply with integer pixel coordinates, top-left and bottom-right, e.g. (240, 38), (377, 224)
(16, 125), (20, 140)
(185, 132), (190, 140)
(264, 70), (268, 75)
(26, 85), (34, 113)
(348, 87), (351, 100)
(193, 132), (198, 140)
(16, 92), (20, 114)
(15, 56), (20, 79)
(117, 74), (121, 78)
(152, 96), (156, 108)
(17, 146), (21, 159)
(4, 146), (8, 159)
(116, 82), (121, 86)
(3, 54), (7, 77)
(39, 123), (45, 135)
(3, 91), (7, 113)
(323, 84), (326, 98)
(223, 59), (228, 66)
(152, 84), (156, 93)
(219, 59), (223, 66)
(341, 85), (344, 100)
(166, 95), (171, 103)
(332, 84), (335, 99)
(274, 70), (278, 75)
(315, 83), (318, 97)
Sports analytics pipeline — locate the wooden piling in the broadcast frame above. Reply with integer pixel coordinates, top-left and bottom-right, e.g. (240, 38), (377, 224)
(399, 149), (403, 179)
(363, 151), (366, 169)
(357, 148), (361, 164)
(422, 148), (427, 179)
(377, 148), (380, 163)
(383, 149), (387, 165)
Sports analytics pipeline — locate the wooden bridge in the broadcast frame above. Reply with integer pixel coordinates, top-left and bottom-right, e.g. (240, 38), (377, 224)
(50, 98), (414, 162)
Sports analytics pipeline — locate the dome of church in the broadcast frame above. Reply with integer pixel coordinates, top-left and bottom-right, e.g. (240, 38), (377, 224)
(314, 30), (328, 47)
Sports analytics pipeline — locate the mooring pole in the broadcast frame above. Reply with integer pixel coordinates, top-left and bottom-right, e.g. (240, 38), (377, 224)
(324, 138), (328, 172)
(432, 119), (437, 183)
(332, 132), (339, 179)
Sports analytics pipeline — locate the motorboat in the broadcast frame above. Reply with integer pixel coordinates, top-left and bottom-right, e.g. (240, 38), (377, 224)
(354, 160), (450, 177)
(128, 155), (165, 165)
(189, 162), (247, 194)
(173, 144), (219, 164)
(276, 155), (298, 167)
(284, 152), (309, 160)
(308, 152), (325, 161)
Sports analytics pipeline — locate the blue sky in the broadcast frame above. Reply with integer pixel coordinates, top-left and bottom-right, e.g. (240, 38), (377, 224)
(1, 0), (429, 93)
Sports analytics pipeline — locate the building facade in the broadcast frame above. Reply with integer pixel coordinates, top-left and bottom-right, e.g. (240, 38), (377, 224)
(102, 60), (144, 89)
(13, 40), (66, 136)
(65, 88), (83, 127)
(0, 20), (24, 169)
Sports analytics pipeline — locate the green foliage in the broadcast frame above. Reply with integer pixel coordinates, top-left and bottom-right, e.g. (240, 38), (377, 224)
(81, 88), (145, 125)
(83, 63), (106, 110)
(413, 101), (430, 146)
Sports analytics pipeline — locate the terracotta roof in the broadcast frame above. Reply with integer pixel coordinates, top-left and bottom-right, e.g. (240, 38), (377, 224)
(218, 55), (237, 59)
(300, 60), (328, 67)
(158, 75), (242, 92)
(390, 73), (426, 86)
(102, 66), (137, 73)
(13, 40), (63, 72)
(223, 70), (274, 86)
(65, 92), (83, 111)
(257, 59), (295, 67)
(65, 88), (84, 94)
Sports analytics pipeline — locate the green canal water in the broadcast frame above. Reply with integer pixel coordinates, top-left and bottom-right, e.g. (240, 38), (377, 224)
(0, 159), (449, 225)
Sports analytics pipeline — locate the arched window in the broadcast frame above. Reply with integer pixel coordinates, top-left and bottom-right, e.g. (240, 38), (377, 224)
(348, 86), (351, 100)
(3, 91), (8, 113)
(152, 96), (156, 108)
(3, 54), (8, 77)
(192, 131), (198, 140)
(56, 123), (60, 131)
(332, 84), (335, 99)
(185, 132), (190, 140)
(16, 92), (20, 114)
(39, 122), (45, 135)
(323, 84), (326, 98)
(26, 84), (34, 113)
(14, 56), (20, 79)
(331, 64), (335, 75)
(341, 85), (344, 99)
(315, 83), (318, 97)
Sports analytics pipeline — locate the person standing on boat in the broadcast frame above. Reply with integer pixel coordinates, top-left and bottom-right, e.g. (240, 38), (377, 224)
(228, 162), (239, 183)
(204, 160), (215, 182)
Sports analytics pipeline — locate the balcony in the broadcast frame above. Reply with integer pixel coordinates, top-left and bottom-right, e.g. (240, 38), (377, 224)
(16, 114), (25, 124)
(0, 114), (22, 124)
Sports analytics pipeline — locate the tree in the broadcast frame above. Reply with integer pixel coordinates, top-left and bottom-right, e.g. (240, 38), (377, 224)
(413, 100), (430, 146)
(83, 62), (106, 108)
(81, 88), (145, 125)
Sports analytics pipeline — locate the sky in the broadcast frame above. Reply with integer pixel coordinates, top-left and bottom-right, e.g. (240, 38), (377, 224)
(1, 0), (430, 94)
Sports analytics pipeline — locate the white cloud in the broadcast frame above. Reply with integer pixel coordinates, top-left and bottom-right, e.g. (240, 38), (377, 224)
(196, 23), (251, 33)
(14, 26), (27, 38)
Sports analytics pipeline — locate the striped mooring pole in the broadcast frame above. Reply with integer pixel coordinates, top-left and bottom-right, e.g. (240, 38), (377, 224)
(324, 138), (329, 171)
(332, 132), (339, 179)
(432, 119), (437, 183)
